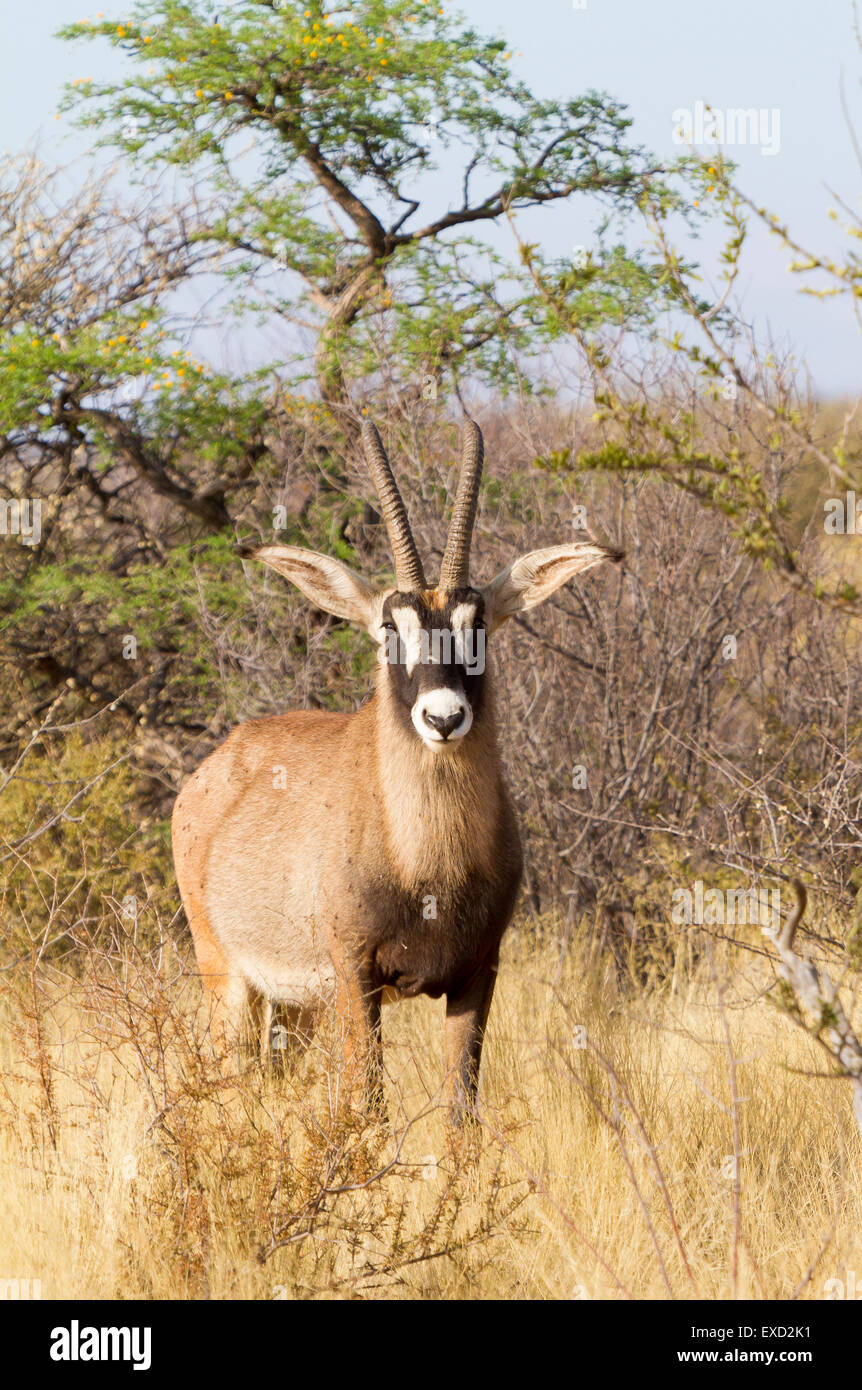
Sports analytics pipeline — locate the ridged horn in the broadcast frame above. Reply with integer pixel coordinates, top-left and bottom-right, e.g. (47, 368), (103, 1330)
(360, 419), (426, 591)
(439, 419), (483, 590)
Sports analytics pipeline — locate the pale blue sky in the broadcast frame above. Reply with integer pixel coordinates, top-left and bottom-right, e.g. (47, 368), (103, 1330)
(3, 0), (861, 392)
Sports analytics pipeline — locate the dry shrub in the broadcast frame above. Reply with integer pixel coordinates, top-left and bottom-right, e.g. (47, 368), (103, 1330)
(0, 904), (529, 1300)
(1, 897), (860, 1301)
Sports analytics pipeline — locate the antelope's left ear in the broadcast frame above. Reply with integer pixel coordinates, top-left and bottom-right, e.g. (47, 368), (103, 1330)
(482, 543), (623, 632)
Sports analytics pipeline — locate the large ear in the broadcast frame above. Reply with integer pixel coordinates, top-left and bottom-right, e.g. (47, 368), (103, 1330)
(483, 543), (622, 631)
(244, 545), (381, 628)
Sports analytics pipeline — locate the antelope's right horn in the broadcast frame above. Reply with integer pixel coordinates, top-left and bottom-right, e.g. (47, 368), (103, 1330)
(360, 420), (427, 591)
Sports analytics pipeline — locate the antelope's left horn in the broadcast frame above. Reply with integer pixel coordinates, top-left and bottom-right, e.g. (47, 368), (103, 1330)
(439, 419), (483, 590)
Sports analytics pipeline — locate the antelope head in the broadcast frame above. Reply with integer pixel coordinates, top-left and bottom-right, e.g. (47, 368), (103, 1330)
(248, 419), (621, 751)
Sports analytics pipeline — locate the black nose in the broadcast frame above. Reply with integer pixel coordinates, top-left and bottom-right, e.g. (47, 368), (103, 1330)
(423, 709), (463, 739)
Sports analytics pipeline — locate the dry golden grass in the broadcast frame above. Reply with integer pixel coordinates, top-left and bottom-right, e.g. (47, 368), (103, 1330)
(0, 919), (860, 1301)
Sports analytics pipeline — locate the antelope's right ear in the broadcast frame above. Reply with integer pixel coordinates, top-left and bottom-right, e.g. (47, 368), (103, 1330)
(242, 545), (381, 628)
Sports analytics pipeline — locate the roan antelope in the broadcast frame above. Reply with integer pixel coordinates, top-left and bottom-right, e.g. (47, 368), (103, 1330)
(172, 419), (621, 1124)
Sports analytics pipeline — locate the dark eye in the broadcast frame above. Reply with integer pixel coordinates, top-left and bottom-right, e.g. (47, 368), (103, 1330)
(382, 621), (397, 633)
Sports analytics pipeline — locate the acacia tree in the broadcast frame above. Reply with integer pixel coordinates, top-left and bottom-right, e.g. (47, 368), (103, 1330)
(2, 1), (696, 755)
(0, 156), (266, 536)
(59, 0), (680, 427)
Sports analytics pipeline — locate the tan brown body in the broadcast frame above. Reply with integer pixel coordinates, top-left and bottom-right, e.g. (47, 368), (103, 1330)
(173, 667), (523, 1113)
(172, 418), (619, 1122)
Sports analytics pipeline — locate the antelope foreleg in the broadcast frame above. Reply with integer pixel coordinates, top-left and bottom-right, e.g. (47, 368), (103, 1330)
(444, 952), (499, 1129)
(332, 959), (385, 1116)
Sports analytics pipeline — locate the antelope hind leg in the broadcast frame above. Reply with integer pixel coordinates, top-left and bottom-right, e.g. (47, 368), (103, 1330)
(194, 950), (265, 1074)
